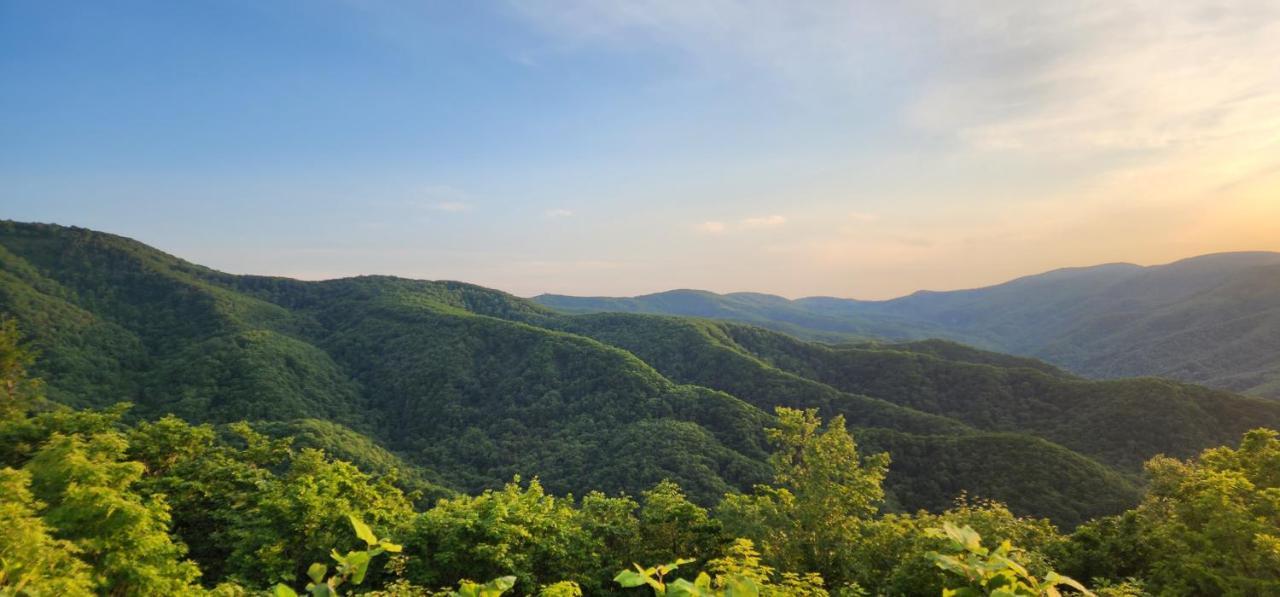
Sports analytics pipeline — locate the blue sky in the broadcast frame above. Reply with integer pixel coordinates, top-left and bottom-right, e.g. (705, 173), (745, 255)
(4, 1), (1279, 298)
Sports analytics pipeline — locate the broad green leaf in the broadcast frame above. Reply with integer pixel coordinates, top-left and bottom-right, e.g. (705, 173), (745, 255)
(722, 575), (762, 597)
(346, 550), (373, 584)
(380, 539), (403, 553)
(668, 578), (708, 596)
(349, 515), (378, 546)
(479, 576), (517, 597)
(307, 562), (327, 584)
(614, 569), (647, 588)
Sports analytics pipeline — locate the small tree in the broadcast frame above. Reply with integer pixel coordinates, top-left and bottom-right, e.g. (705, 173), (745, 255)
(718, 408), (888, 588)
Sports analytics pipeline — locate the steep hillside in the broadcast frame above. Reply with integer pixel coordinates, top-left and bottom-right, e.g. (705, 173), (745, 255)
(717, 324), (1280, 470)
(536, 289), (939, 343)
(537, 252), (1280, 397)
(13, 221), (1278, 526)
(557, 315), (1280, 472)
(0, 222), (771, 504)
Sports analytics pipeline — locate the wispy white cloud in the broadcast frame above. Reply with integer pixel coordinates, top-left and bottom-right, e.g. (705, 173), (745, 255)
(408, 185), (473, 213)
(511, 0), (1280, 190)
(740, 214), (787, 229)
(545, 208), (574, 218)
(696, 221), (728, 234)
(909, 1), (1280, 156)
(695, 215), (789, 235)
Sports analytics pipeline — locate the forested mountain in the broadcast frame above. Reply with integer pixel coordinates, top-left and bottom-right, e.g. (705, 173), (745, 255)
(4, 221), (1280, 595)
(4, 221), (1280, 530)
(536, 252), (1280, 398)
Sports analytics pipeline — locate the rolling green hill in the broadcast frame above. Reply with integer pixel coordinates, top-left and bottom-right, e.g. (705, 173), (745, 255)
(557, 314), (1280, 472)
(536, 252), (1280, 398)
(6, 221), (1280, 527)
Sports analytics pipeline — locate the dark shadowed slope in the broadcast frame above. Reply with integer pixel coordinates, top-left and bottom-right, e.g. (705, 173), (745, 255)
(556, 314), (1280, 473)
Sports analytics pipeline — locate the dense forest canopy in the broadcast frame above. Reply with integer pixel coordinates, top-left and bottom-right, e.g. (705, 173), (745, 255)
(4, 222), (1280, 527)
(2, 222), (1280, 594)
(3, 319), (1279, 595)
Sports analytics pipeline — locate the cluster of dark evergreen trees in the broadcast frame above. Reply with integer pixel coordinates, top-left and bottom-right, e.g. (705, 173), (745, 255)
(3, 320), (1278, 596)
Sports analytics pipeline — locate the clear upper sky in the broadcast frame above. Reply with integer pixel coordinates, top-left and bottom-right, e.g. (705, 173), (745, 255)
(3, 1), (1278, 299)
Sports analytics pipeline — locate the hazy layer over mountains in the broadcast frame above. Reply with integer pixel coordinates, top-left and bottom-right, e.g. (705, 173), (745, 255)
(537, 252), (1280, 398)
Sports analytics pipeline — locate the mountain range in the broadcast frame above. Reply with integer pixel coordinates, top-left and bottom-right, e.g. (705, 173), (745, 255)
(4, 221), (1280, 528)
(536, 251), (1280, 399)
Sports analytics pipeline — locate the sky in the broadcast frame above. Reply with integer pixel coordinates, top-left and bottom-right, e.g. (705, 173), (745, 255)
(2, 0), (1279, 299)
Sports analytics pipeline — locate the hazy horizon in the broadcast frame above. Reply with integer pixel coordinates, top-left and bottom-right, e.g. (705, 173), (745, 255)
(5, 1), (1279, 299)
(12, 219), (1280, 302)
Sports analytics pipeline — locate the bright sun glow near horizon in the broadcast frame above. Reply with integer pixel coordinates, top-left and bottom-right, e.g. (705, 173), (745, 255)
(3, 1), (1279, 299)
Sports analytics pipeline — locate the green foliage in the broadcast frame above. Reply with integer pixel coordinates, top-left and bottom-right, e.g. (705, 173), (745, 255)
(637, 480), (723, 565)
(536, 580), (582, 596)
(927, 523), (1091, 596)
(0, 317), (42, 420)
(223, 448), (415, 587)
(718, 408), (887, 589)
(614, 550), (830, 597)
(1053, 512), (1148, 588)
(404, 477), (602, 594)
(6, 223), (1280, 596)
(272, 515), (403, 597)
(25, 431), (201, 595)
(252, 419), (455, 506)
(2, 220), (1236, 526)
(613, 559), (705, 595)
(126, 416), (284, 581)
(557, 314), (1147, 524)
(857, 430), (1140, 529)
(850, 497), (1067, 596)
(4, 345), (1280, 597)
(707, 539), (828, 596)
(1130, 428), (1280, 595)
(452, 576), (517, 597)
(0, 467), (94, 596)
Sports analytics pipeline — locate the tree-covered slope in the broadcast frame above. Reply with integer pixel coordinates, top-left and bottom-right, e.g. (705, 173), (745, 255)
(0, 222), (770, 504)
(551, 313), (1280, 517)
(536, 252), (1280, 398)
(13, 220), (1277, 527)
(535, 288), (936, 343)
(714, 323), (1280, 470)
(5, 308), (1279, 596)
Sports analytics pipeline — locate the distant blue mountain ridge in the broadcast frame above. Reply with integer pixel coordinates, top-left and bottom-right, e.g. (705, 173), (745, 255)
(536, 252), (1280, 398)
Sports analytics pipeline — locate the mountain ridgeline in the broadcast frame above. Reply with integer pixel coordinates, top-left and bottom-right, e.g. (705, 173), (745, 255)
(4, 221), (1280, 528)
(536, 251), (1280, 399)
